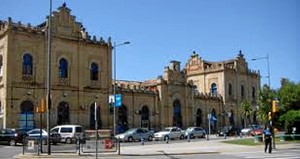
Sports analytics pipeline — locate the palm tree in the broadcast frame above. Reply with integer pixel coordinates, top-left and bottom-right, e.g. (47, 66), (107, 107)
(257, 84), (275, 127)
(240, 100), (253, 128)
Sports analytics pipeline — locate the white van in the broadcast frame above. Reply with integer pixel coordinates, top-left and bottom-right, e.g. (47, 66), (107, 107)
(51, 125), (83, 144)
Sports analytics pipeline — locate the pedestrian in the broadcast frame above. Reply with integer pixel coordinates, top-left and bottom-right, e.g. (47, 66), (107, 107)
(263, 127), (272, 153)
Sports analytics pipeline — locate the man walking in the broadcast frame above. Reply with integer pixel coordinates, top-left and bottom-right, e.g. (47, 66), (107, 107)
(263, 127), (272, 153)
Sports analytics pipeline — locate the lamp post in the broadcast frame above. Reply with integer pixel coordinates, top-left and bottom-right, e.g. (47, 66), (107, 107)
(252, 54), (275, 148)
(46, 0), (53, 155)
(251, 54), (271, 88)
(112, 41), (130, 136)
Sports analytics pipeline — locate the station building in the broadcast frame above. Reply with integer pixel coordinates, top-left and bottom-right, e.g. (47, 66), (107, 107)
(0, 3), (260, 132)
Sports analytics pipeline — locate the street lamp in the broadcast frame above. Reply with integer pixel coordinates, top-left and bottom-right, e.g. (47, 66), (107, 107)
(46, 0), (53, 155)
(112, 41), (130, 136)
(252, 54), (275, 148)
(251, 54), (271, 88)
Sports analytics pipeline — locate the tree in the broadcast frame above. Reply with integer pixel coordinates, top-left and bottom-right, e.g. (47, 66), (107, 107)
(276, 79), (300, 130)
(240, 100), (252, 128)
(257, 84), (276, 126)
(278, 110), (300, 133)
(277, 79), (300, 111)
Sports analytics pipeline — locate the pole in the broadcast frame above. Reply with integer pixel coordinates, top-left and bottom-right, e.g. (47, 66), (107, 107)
(113, 42), (116, 136)
(267, 54), (275, 149)
(207, 114), (210, 141)
(40, 113), (43, 154)
(46, 0), (52, 155)
(95, 102), (98, 159)
(112, 41), (130, 136)
(267, 54), (271, 88)
(252, 55), (274, 148)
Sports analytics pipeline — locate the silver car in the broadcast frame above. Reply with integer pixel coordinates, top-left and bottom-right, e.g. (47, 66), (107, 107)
(185, 127), (206, 138)
(114, 128), (154, 142)
(154, 127), (185, 141)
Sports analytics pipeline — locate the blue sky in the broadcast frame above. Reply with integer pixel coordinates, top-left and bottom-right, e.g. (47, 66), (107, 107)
(1, 0), (299, 89)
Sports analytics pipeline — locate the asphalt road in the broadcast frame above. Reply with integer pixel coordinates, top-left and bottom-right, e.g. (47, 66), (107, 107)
(2, 137), (300, 159)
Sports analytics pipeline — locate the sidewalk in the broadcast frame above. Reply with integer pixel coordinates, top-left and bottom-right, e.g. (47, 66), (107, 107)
(14, 136), (299, 159)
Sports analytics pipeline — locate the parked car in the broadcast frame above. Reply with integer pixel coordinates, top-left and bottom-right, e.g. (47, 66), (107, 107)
(185, 127), (206, 138)
(250, 127), (264, 136)
(51, 125), (84, 144)
(114, 128), (154, 142)
(0, 128), (27, 146)
(26, 128), (61, 145)
(154, 127), (185, 141)
(218, 125), (240, 136)
(241, 125), (261, 135)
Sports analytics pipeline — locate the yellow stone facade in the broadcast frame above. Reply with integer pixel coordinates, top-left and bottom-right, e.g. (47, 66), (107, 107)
(0, 4), (260, 132)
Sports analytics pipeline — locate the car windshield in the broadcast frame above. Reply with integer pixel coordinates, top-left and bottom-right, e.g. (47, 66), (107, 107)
(124, 129), (137, 134)
(161, 128), (172, 132)
(186, 128), (193, 131)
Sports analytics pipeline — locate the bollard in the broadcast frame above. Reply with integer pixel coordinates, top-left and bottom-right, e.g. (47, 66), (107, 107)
(224, 133), (227, 139)
(165, 137), (169, 144)
(118, 137), (121, 155)
(141, 138), (144, 145)
(187, 134), (190, 142)
(76, 139), (81, 155)
(240, 133), (242, 138)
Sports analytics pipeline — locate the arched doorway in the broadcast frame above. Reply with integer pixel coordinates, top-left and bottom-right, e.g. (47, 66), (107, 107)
(57, 102), (70, 125)
(140, 105), (150, 130)
(19, 101), (35, 130)
(117, 105), (128, 133)
(173, 99), (182, 128)
(195, 108), (203, 127)
(89, 103), (102, 129)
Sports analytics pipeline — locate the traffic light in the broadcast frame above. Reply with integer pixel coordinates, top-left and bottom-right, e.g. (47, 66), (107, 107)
(268, 112), (272, 120)
(40, 97), (46, 113)
(272, 100), (279, 113)
(36, 97), (46, 113)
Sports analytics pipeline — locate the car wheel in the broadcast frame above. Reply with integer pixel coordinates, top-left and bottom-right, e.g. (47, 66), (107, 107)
(180, 135), (184, 140)
(148, 136), (153, 141)
(201, 133), (206, 138)
(164, 136), (169, 141)
(128, 136), (133, 142)
(65, 138), (72, 144)
(9, 139), (16, 146)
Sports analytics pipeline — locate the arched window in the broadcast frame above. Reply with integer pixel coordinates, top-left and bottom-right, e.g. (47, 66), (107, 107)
(141, 105), (150, 129)
(173, 99), (182, 127)
(252, 87), (256, 98)
(211, 83), (217, 95)
(241, 85), (245, 97)
(23, 54), (33, 75)
(90, 62), (99, 81)
(59, 58), (68, 78)
(228, 83), (232, 96)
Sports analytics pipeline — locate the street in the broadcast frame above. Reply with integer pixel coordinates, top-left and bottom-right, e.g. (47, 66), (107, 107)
(2, 137), (300, 159)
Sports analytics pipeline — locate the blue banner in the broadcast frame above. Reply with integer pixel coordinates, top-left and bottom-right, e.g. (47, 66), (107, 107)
(115, 94), (122, 107)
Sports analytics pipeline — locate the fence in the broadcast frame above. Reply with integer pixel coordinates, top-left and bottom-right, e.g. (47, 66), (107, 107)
(22, 129), (118, 155)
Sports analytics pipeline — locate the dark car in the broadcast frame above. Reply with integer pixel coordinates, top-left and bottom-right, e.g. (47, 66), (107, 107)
(218, 126), (240, 136)
(26, 128), (61, 145)
(0, 128), (27, 146)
